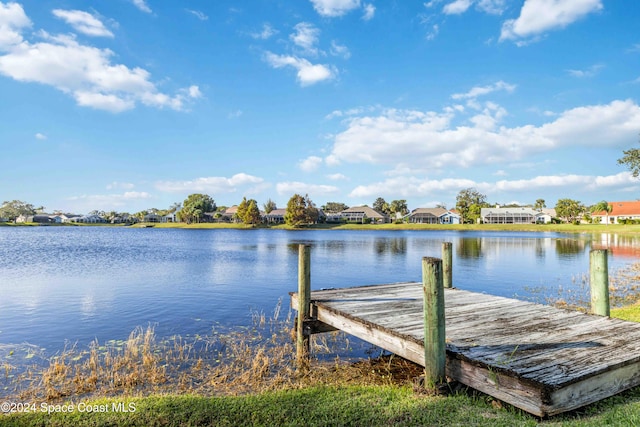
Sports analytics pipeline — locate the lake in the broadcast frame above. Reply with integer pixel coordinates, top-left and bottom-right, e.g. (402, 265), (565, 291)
(1, 227), (639, 355)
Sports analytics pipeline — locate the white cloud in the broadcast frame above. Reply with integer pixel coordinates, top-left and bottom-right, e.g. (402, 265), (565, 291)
(443, 0), (473, 15)
(325, 99), (640, 169)
(250, 23), (277, 40)
(52, 9), (113, 38)
(566, 63), (604, 78)
(276, 181), (339, 196)
(451, 80), (516, 100)
(131, 0), (152, 14)
(426, 24), (440, 41)
(330, 40), (351, 59)
(35, 132), (47, 140)
(227, 109), (243, 119)
(0, 6), (199, 113)
(0, 1), (31, 48)
(264, 52), (336, 86)
(327, 173), (348, 181)
(67, 191), (152, 210)
(440, 0), (506, 15)
(477, 0), (507, 15)
(500, 0), (603, 43)
(186, 9), (208, 21)
(298, 156), (323, 172)
(309, 0), (361, 17)
(348, 172), (638, 199)
(156, 173), (266, 194)
(349, 176), (481, 198)
(362, 4), (376, 20)
(290, 22), (320, 56)
(106, 182), (135, 190)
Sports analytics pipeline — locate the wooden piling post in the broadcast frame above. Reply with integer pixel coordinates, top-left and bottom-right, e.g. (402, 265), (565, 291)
(590, 249), (610, 317)
(296, 244), (311, 368)
(442, 242), (452, 289)
(422, 257), (446, 387)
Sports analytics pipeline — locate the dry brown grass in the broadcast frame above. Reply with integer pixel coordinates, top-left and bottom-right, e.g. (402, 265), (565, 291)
(5, 299), (421, 403)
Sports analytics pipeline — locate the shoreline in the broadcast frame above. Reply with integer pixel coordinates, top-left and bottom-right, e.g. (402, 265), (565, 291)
(3, 221), (640, 235)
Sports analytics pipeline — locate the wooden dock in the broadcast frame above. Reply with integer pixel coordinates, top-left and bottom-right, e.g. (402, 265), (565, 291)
(291, 282), (640, 416)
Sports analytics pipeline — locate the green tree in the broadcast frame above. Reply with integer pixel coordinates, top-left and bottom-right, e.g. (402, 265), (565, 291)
(534, 199), (546, 210)
(236, 197), (248, 223)
(373, 197), (390, 215)
(591, 200), (612, 225)
(263, 198), (277, 214)
(618, 139), (640, 177)
(245, 199), (262, 225)
(285, 194), (318, 227)
(178, 193), (215, 224)
(555, 199), (585, 224)
(389, 199), (409, 220)
(322, 202), (349, 213)
(455, 188), (487, 224)
(0, 200), (36, 221)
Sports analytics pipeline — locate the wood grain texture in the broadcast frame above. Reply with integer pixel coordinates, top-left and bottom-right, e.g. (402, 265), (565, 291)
(291, 282), (640, 416)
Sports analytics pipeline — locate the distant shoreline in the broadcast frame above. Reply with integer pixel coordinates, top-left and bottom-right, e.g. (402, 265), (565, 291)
(3, 221), (640, 234)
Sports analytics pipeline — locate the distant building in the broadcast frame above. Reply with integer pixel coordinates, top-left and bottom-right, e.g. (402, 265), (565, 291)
(408, 207), (461, 224)
(340, 206), (388, 224)
(264, 208), (286, 224)
(480, 207), (553, 224)
(592, 201), (640, 224)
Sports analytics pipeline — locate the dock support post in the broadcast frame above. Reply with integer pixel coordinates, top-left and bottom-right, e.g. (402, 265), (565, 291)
(422, 257), (446, 387)
(590, 249), (610, 317)
(296, 244), (311, 369)
(442, 242), (452, 289)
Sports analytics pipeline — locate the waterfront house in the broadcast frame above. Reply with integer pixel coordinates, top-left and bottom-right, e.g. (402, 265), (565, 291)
(408, 207), (461, 224)
(481, 207), (553, 224)
(264, 208), (286, 224)
(340, 206), (388, 224)
(72, 214), (107, 224)
(220, 206), (239, 222)
(592, 201), (640, 224)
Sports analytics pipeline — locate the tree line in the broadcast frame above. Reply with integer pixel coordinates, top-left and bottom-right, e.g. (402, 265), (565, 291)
(0, 191), (620, 227)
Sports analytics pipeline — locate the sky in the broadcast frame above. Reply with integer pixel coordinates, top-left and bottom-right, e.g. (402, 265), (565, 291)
(1, 0), (640, 214)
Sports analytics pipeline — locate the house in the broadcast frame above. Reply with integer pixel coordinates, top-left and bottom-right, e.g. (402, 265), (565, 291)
(264, 208), (286, 224)
(592, 201), (640, 224)
(72, 214), (107, 224)
(143, 213), (162, 223)
(60, 214), (82, 223)
(481, 207), (553, 224)
(220, 206), (239, 222)
(340, 206), (388, 224)
(408, 207), (461, 224)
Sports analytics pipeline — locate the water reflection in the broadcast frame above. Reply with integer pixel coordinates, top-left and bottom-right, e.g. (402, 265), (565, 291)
(555, 238), (587, 257)
(458, 238), (482, 259)
(0, 227), (638, 356)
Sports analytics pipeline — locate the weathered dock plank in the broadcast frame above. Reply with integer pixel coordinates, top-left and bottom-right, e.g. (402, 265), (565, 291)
(291, 282), (640, 416)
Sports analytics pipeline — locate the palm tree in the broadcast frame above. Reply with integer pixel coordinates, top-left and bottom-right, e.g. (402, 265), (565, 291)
(591, 201), (612, 225)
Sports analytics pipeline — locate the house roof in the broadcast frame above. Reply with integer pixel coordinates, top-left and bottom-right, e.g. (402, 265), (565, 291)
(222, 206), (238, 215)
(593, 201), (640, 217)
(341, 206), (386, 219)
(411, 207), (448, 217)
(265, 208), (286, 216)
(481, 207), (543, 216)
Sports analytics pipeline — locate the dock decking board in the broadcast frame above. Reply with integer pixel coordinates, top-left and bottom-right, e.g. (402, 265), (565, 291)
(291, 282), (640, 416)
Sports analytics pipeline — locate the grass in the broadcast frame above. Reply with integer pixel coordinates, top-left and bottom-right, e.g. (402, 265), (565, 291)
(5, 220), (640, 235)
(5, 264), (640, 426)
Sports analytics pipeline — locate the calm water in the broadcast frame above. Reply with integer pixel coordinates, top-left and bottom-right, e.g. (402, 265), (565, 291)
(1, 227), (639, 354)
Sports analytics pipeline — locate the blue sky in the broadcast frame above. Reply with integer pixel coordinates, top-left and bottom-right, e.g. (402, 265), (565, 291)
(1, 0), (639, 214)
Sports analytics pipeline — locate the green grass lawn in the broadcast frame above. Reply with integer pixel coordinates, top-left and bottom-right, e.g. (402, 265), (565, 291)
(6, 303), (640, 427)
(4, 383), (640, 427)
